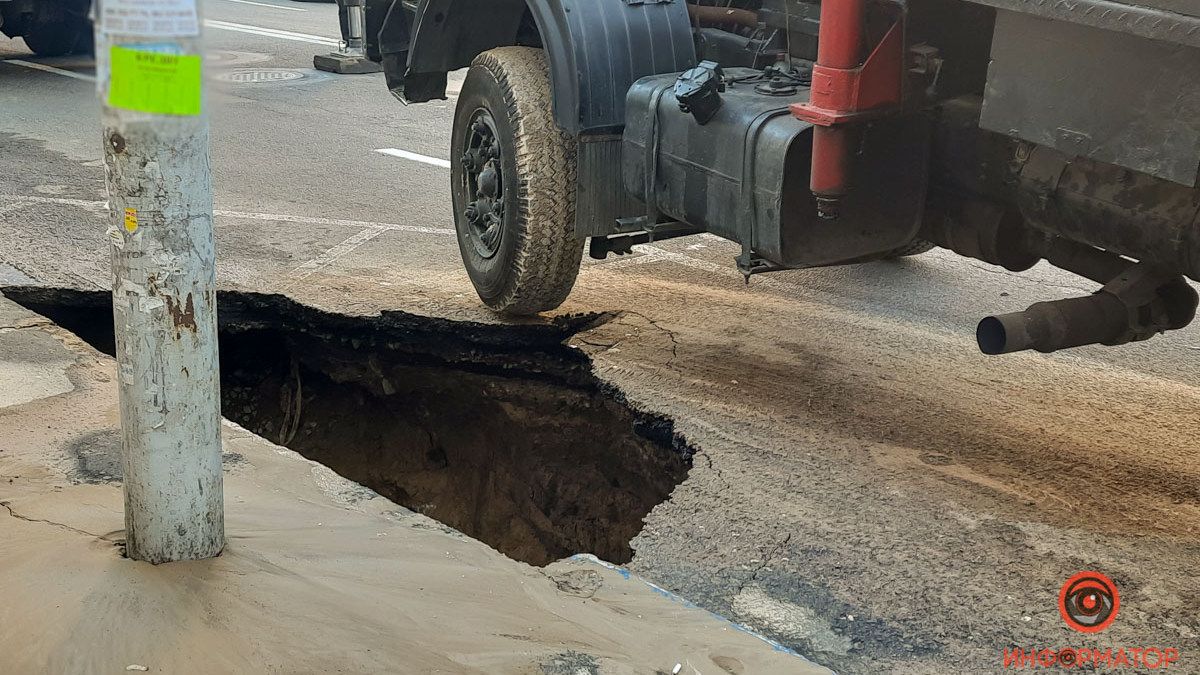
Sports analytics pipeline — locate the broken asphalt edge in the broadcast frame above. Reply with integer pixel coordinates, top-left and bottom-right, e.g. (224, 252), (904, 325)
(0, 290), (832, 673)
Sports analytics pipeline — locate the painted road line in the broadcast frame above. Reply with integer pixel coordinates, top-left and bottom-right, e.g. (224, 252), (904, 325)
(2, 59), (96, 82)
(0, 201), (30, 218)
(0, 196), (454, 234)
(593, 248), (666, 269)
(0, 261), (37, 285)
(215, 209), (455, 235)
(375, 148), (454, 169)
(0, 195), (103, 206)
(219, 0), (308, 11)
(0, 195), (109, 212)
(0, 193), (807, 299)
(204, 20), (339, 45)
(285, 226), (391, 284)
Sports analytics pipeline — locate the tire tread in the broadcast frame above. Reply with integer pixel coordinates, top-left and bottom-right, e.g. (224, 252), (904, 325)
(470, 47), (582, 315)
(884, 238), (937, 259)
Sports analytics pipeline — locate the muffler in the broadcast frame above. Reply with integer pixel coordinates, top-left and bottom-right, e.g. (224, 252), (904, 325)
(978, 265), (1198, 355)
(916, 189), (1199, 356)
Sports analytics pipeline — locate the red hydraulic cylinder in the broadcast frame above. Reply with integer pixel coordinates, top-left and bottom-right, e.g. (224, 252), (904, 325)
(815, 0), (868, 77)
(808, 0), (867, 219)
(810, 125), (855, 219)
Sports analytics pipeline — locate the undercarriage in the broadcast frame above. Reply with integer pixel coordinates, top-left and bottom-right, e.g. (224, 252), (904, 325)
(0, 0), (91, 56)
(369, 0), (1200, 354)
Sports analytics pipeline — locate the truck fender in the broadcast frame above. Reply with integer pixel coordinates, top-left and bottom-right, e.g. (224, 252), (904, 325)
(375, 0), (696, 135)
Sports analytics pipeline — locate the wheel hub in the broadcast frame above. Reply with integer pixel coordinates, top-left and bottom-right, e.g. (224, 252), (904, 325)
(478, 165), (499, 198)
(460, 111), (505, 259)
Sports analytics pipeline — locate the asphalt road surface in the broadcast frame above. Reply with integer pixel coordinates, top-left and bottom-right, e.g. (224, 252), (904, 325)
(2, 5), (1199, 673)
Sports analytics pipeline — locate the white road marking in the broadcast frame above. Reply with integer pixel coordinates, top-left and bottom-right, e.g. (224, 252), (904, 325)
(642, 243), (804, 295)
(285, 226), (391, 284)
(0, 190), (824, 305)
(204, 20), (340, 45)
(215, 209), (454, 235)
(0, 195), (103, 206)
(0, 195), (455, 235)
(2, 59), (96, 82)
(0, 260), (37, 285)
(0, 201), (29, 216)
(219, 0), (308, 11)
(0, 193), (453, 287)
(593, 247), (666, 269)
(375, 148), (454, 169)
(0, 195), (109, 213)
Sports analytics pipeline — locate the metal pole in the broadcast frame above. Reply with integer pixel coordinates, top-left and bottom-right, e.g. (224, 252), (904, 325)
(313, 0), (381, 74)
(345, 0), (366, 54)
(95, 0), (224, 563)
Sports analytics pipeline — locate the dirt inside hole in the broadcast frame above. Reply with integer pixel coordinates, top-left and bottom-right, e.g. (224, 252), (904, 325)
(4, 288), (694, 566)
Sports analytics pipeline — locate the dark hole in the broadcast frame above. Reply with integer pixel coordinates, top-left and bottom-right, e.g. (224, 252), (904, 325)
(3, 287), (694, 566)
(976, 316), (1007, 355)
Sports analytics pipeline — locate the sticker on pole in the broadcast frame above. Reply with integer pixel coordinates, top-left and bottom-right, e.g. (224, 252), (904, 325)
(108, 46), (202, 116)
(100, 0), (199, 38)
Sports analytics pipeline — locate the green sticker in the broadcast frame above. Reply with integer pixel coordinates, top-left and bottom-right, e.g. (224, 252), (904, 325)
(108, 46), (202, 116)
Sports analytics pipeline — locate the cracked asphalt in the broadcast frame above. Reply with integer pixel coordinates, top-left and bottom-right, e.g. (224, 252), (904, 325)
(3, 8), (1200, 673)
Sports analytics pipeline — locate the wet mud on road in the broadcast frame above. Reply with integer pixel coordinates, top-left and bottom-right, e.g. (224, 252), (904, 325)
(11, 281), (1200, 673)
(3, 133), (1199, 673)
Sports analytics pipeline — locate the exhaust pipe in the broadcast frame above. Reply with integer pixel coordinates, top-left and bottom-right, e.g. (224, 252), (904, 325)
(977, 294), (1131, 355)
(978, 266), (1198, 355)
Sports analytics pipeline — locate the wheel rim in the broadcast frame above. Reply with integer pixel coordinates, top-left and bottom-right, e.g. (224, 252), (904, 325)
(459, 109), (505, 260)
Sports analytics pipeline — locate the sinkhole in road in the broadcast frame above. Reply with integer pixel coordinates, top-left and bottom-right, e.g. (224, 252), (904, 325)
(3, 288), (694, 566)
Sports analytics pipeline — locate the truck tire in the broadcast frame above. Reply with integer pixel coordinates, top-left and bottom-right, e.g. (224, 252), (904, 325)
(450, 47), (582, 315)
(23, 17), (88, 57)
(72, 25), (93, 55)
(884, 239), (936, 259)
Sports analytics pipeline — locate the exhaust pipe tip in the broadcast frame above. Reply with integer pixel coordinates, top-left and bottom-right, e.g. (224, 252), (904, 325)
(979, 292), (1140, 355)
(977, 315), (1024, 355)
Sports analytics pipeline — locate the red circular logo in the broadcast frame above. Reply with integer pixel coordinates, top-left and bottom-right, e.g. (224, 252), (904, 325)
(1058, 571), (1119, 633)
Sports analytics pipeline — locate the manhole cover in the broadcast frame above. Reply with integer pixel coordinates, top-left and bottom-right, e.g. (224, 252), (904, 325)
(214, 68), (309, 84)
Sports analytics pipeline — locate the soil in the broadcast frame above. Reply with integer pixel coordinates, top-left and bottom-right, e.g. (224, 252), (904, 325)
(221, 327), (692, 566)
(6, 288), (695, 567)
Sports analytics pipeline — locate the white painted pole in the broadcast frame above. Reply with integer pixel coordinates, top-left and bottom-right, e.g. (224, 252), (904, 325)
(95, 0), (224, 563)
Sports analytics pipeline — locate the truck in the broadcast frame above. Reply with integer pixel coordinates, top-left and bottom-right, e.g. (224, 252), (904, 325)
(0, 0), (91, 56)
(365, 0), (1200, 355)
